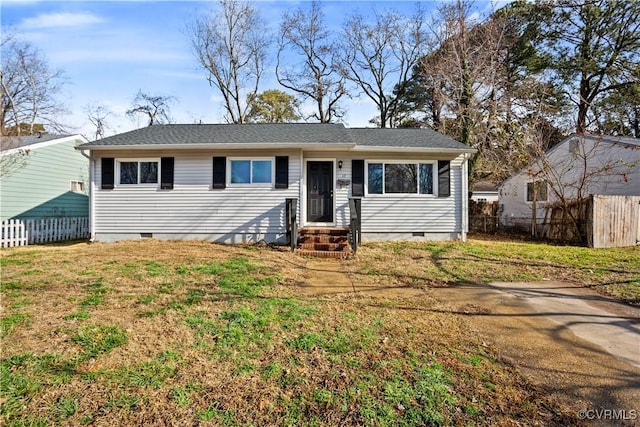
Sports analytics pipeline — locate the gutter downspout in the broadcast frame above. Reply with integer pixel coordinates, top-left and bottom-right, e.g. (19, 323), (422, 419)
(461, 153), (469, 243)
(78, 149), (95, 242)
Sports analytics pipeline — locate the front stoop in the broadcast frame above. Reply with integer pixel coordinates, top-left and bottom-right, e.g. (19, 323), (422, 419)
(296, 228), (352, 258)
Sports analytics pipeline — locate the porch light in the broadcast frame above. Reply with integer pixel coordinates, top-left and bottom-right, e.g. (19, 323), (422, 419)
(338, 160), (343, 169)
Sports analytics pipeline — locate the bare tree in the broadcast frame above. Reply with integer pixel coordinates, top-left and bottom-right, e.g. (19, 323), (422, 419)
(424, 0), (494, 147)
(126, 91), (176, 127)
(340, 5), (429, 128)
(277, 0), (346, 123)
(189, 0), (270, 124)
(1, 31), (67, 136)
(85, 103), (112, 140)
(0, 136), (30, 181)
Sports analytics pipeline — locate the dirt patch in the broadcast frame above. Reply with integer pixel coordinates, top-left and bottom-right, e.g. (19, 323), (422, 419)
(291, 259), (355, 295)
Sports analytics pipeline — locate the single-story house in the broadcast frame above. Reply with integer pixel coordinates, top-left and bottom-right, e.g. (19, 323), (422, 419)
(1, 133), (89, 221)
(76, 123), (475, 250)
(499, 134), (640, 241)
(471, 180), (499, 203)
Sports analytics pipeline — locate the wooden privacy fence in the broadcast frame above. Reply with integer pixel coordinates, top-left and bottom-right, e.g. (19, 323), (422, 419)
(1, 217), (89, 247)
(545, 195), (640, 248)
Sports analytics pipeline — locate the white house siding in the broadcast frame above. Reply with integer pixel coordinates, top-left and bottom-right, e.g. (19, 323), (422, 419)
(303, 151), (465, 240)
(93, 148), (467, 243)
(358, 153), (463, 240)
(499, 136), (640, 227)
(93, 149), (300, 243)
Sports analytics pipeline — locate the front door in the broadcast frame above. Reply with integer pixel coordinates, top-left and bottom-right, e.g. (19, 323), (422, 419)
(307, 161), (334, 223)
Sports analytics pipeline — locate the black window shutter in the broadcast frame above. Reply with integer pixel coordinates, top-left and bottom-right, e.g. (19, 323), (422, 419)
(352, 159), (365, 197)
(438, 160), (451, 197)
(160, 157), (174, 189)
(212, 156), (226, 189)
(101, 157), (114, 189)
(275, 156), (289, 189)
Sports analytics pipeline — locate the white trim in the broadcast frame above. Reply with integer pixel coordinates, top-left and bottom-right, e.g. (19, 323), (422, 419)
(364, 159), (437, 196)
(78, 143), (477, 155)
(302, 158), (336, 227)
(226, 157), (275, 188)
(351, 146), (476, 154)
(115, 158), (160, 186)
(461, 153), (469, 242)
(2, 134), (88, 157)
(89, 157), (95, 241)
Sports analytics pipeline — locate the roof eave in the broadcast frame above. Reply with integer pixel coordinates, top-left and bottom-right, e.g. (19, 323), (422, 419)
(351, 145), (477, 154)
(77, 142), (357, 151)
(2, 134), (88, 157)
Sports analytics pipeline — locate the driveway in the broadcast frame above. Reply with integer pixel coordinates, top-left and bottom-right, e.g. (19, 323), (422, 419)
(298, 260), (640, 422)
(488, 281), (640, 368)
(432, 281), (640, 424)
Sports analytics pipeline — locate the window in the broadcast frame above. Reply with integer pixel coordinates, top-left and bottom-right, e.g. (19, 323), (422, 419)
(117, 160), (158, 185)
(367, 162), (434, 195)
(230, 159), (273, 184)
(526, 181), (548, 202)
(569, 139), (579, 155)
(70, 180), (85, 193)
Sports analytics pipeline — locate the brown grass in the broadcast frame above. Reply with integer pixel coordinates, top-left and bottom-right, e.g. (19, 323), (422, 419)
(3, 238), (631, 426)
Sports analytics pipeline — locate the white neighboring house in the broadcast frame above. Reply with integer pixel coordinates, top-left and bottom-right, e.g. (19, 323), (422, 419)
(76, 123), (476, 249)
(499, 134), (640, 229)
(471, 181), (499, 203)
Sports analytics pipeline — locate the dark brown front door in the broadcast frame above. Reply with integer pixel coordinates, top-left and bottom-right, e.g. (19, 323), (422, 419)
(307, 161), (333, 223)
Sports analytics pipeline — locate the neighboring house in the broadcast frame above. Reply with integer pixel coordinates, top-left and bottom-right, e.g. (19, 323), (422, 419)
(471, 180), (498, 203)
(76, 124), (475, 246)
(0, 134), (89, 221)
(499, 133), (640, 230)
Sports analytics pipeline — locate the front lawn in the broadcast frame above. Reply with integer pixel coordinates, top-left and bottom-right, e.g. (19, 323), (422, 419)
(345, 238), (640, 304)
(1, 238), (637, 425)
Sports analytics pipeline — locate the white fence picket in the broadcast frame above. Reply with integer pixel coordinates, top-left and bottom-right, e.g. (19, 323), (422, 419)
(1, 217), (88, 247)
(1, 219), (27, 247)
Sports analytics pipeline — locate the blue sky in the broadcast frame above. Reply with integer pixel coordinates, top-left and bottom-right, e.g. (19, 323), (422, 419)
(1, 0), (505, 139)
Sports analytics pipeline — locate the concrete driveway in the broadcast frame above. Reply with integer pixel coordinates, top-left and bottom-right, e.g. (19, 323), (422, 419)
(298, 260), (640, 419)
(489, 281), (640, 369)
(431, 280), (640, 422)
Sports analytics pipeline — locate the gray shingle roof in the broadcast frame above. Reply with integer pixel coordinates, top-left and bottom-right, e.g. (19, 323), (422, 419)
(79, 123), (473, 151)
(347, 127), (468, 150)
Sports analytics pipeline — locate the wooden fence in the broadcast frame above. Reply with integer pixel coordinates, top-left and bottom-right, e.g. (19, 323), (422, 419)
(545, 195), (640, 248)
(1, 217), (89, 247)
